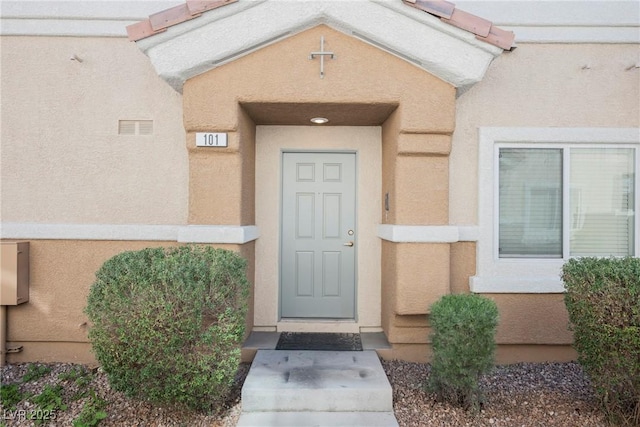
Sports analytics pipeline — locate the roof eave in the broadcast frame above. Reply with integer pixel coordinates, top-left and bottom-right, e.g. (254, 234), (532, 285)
(131, 0), (509, 94)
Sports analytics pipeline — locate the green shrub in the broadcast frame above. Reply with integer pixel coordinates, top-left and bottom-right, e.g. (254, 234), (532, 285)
(0, 383), (24, 411)
(30, 384), (67, 424)
(562, 257), (640, 426)
(427, 294), (499, 411)
(58, 366), (88, 383)
(73, 390), (107, 427)
(85, 245), (250, 412)
(22, 364), (52, 382)
(59, 366), (94, 401)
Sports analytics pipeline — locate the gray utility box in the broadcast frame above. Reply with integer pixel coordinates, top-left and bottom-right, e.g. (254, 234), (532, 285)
(1, 241), (30, 305)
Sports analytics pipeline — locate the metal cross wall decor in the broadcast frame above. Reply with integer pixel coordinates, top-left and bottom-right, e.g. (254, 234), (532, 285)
(309, 36), (335, 79)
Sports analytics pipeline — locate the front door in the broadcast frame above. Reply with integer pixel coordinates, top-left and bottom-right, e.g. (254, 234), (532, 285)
(281, 152), (356, 318)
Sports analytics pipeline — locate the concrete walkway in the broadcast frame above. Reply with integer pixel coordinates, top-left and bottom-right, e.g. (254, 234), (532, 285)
(237, 350), (399, 427)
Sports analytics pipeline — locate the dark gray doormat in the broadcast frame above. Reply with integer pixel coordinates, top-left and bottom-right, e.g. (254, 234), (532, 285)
(276, 332), (363, 351)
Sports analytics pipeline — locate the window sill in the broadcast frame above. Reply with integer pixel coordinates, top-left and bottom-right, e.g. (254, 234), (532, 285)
(470, 275), (565, 293)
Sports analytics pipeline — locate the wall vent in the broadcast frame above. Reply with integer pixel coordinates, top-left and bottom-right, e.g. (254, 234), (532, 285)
(119, 120), (153, 135)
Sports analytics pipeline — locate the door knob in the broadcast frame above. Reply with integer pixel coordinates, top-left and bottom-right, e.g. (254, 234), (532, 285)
(343, 241), (354, 247)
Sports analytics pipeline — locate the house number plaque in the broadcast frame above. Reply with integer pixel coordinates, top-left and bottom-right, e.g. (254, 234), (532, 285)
(196, 132), (228, 147)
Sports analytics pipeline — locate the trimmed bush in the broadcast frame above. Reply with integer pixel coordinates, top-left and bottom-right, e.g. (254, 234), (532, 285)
(85, 245), (250, 412)
(427, 294), (499, 411)
(562, 257), (640, 426)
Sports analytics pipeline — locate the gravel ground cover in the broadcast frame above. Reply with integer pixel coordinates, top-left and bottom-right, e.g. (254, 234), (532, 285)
(383, 360), (606, 427)
(1, 360), (606, 426)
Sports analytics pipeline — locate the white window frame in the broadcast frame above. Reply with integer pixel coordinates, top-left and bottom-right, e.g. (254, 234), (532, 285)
(472, 127), (640, 293)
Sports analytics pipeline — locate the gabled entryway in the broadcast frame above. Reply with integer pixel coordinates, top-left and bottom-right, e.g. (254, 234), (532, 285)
(175, 21), (461, 339)
(128, 0), (511, 361)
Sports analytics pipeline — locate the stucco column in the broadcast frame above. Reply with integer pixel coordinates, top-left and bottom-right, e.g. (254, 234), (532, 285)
(380, 96), (455, 356)
(183, 99), (256, 225)
(183, 85), (257, 336)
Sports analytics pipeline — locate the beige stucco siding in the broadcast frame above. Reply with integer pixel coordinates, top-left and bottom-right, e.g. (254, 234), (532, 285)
(450, 43), (640, 225)
(0, 37), (187, 224)
(489, 294), (572, 344)
(2, 240), (251, 364)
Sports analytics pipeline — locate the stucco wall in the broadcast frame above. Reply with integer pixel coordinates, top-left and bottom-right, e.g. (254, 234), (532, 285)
(450, 43), (640, 225)
(2, 240), (250, 364)
(0, 37), (187, 224)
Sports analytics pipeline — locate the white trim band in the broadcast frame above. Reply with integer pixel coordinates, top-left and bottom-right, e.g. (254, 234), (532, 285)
(377, 225), (478, 243)
(3, 223), (478, 244)
(0, 1), (175, 37)
(0, 223), (260, 244)
(2, 1), (637, 44)
(505, 26), (640, 44)
(178, 225), (260, 244)
(0, 19), (140, 38)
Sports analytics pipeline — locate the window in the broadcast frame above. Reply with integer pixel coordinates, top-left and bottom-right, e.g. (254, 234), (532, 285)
(472, 128), (639, 294)
(498, 147), (635, 258)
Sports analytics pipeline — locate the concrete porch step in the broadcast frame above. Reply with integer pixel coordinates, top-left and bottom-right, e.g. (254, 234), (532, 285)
(238, 350), (398, 427)
(236, 411), (399, 427)
(241, 331), (393, 362)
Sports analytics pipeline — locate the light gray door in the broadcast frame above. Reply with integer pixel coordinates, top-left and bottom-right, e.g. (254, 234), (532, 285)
(281, 152), (356, 318)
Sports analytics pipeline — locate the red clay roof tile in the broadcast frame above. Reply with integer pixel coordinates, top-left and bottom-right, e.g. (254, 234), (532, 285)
(404, 0), (455, 20)
(476, 25), (516, 51)
(149, 4), (200, 31)
(442, 8), (492, 38)
(127, 0), (238, 41)
(126, 0), (514, 51)
(126, 19), (166, 42)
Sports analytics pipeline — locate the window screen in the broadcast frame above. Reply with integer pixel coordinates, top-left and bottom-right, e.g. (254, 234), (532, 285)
(570, 148), (635, 256)
(499, 148), (563, 258)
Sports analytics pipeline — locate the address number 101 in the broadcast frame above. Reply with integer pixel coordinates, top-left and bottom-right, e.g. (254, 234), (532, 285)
(196, 132), (228, 147)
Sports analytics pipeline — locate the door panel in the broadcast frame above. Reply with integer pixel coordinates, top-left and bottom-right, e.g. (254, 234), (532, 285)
(281, 152), (356, 318)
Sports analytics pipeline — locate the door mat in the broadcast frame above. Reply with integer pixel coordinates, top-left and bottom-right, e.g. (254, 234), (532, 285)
(276, 332), (363, 351)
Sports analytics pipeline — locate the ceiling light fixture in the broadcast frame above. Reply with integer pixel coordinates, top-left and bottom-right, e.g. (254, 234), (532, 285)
(310, 117), (329, 124)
